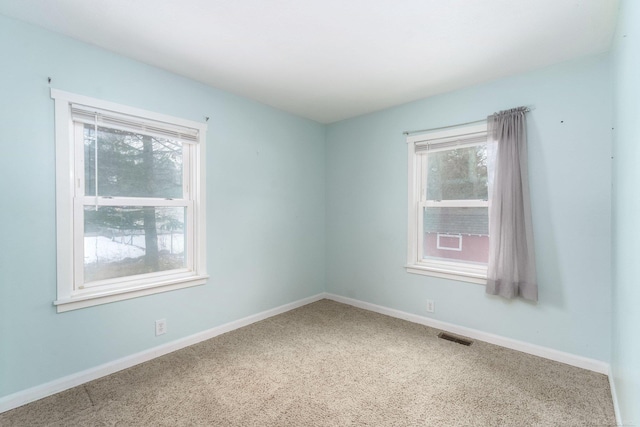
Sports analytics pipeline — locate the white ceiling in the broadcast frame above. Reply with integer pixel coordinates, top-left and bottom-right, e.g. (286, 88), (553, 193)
(0, 0), (619, 123)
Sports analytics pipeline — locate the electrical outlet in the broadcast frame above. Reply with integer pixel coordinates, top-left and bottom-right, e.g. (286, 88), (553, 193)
(426, 300), (435, 313)
(155, 319), (167, 336)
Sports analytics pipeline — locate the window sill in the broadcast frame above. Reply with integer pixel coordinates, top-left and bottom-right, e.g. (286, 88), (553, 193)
(54, 275), (209, 313)
(405, 265), (486, 285)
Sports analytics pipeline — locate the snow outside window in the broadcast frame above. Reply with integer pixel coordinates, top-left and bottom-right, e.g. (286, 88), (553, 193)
(52, 90), (208, 312)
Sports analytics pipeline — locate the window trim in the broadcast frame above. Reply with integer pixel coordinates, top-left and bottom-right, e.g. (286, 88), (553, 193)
(52, 89), (208, 312)
(405, 123), (488, 285)
(436, 233), (462, 251)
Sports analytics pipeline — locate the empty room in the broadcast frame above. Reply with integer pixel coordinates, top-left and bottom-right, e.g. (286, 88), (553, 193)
(0, 0), (638, 425)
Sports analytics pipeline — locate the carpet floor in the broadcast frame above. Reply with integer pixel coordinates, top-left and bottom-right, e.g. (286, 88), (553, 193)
(1, 299), (615, 426)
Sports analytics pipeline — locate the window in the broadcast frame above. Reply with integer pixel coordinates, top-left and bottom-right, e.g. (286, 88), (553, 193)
(406, 123), (489, 284)
(436, 234), (462, 251)
(52, 90), (207, 312)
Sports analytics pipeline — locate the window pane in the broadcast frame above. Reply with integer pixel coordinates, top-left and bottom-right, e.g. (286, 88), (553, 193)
(84, 206), (186, 283)
(84, 125), (183, 198)
(423, 206), (488, 264)
(426, 145), (488, 200)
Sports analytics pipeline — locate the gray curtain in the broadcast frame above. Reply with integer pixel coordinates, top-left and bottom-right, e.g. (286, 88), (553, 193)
(486, 107), (537, 301)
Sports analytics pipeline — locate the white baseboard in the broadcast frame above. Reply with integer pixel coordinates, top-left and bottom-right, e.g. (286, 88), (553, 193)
(2, 292), (617, 418)
(0, 293), (325, 414)
(324, 293), (610, 375)
(608, 369), (623, 426)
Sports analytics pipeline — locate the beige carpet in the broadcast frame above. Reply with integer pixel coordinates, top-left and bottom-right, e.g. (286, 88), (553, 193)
(0, 299), (615, 426)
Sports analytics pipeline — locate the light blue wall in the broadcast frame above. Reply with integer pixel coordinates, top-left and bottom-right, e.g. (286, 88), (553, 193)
(326, 54), (613, 362)
(0, 15), (325, 398)
(0, 8), (629, 410)
(612, 0), (640, 423)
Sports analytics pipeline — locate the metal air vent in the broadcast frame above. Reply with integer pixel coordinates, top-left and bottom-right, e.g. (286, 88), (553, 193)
(438, 332), (473, 346)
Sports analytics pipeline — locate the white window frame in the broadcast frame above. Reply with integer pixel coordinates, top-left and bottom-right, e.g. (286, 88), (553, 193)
(52, 89), (208, 312)
(406, 123), (488, 284)
(436, 233), (463, 251)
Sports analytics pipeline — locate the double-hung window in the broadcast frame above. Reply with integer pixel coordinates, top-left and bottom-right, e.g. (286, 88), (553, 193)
(406, 123), (489, 284)
(52, 90), (207, 312)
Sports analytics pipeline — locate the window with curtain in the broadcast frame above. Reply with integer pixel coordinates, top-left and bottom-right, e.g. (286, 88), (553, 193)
(406, 107), (537, 301)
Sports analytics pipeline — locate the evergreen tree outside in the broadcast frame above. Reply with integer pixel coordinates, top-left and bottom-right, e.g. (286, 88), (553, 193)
(422, 144), (490, 263)
(83, 125), (186, 282)
(426, 145), (488, 201)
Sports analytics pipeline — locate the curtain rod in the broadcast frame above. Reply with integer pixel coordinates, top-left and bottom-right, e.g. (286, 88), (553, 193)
(402, 106), (533, 136)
